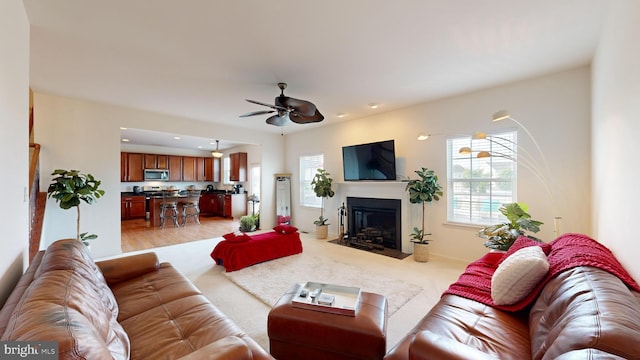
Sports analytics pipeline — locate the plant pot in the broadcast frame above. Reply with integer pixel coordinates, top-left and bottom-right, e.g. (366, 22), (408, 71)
(316, 225), (328, 239)
(413, 242), (430, 262)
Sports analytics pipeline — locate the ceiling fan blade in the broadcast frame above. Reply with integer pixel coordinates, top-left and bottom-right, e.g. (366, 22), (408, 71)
(266, 114), (290, 126)
(239, 110), (275, 117)
(290, 109), (324, 124)
(246, 99), (287, 111)
(275, 96), (317, 117)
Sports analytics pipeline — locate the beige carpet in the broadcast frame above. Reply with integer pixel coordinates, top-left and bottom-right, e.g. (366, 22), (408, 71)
(224, 253), (423, 316)
(103, 232), (467, 352)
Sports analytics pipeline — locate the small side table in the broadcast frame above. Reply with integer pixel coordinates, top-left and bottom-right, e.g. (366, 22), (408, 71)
(267, 283), (388, 360)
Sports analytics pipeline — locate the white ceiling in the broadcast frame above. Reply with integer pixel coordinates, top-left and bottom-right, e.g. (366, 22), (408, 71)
(23, 0), (611, 151)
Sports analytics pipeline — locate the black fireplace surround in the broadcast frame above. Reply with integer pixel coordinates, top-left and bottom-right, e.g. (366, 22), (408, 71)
(346, 197), (401, 250)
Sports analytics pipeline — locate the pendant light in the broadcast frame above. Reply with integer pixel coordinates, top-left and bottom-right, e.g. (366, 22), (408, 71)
(211, 140), (223, 158)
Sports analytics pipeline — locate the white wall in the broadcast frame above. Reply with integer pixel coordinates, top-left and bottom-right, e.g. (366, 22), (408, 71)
(286, 67), (592, 263)
(0, 0), (29, 306)
(34, 93), (283, 258)
(592, 0), (640, 280)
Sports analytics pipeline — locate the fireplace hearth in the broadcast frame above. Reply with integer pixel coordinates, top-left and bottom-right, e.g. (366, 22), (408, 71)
(346, 197), (402, 250)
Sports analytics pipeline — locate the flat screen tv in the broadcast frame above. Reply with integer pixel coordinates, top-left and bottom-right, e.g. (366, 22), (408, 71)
(342, 139), (396, 181)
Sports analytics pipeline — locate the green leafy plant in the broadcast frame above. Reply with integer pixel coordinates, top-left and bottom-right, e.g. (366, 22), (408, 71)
(313, 216), (329, 226)
(405, 167), (443, 243)
(239, 215), (256, 232)
(47, 169), (105, 246)
(478, 202), (543, 251)
(310, 169), (335, 226)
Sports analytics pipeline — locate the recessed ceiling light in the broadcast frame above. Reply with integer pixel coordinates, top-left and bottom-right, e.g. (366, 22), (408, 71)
(121, 138), (129, 142)
(173, 136), (181, 140)
(369, 103), (379, 109)
(120, 127), (128, 130)
(337, 113), (345, 118)
(197, 145), (203, 149)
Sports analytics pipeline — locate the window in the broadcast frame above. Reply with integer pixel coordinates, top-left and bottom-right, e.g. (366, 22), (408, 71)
(223, 157), (230, 184)
(300, 154), (324, 207)
(447, 131), (517, 225)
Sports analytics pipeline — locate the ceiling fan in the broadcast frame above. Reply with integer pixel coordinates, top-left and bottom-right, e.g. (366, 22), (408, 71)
(240, 83), (324, 126)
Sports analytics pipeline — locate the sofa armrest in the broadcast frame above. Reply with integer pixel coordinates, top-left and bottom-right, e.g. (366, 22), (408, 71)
(409, 331), (496, 360)
(177, 336), (251, 360)
(96, 252), (160, 286)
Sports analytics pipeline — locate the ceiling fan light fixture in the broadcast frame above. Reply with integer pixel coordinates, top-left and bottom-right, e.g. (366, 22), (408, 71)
(211, 140), (223, 158)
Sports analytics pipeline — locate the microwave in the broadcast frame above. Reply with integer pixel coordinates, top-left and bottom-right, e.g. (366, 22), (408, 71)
(144, 169), (169, 181)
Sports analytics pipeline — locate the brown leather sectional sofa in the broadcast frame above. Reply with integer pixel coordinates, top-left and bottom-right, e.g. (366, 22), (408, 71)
(385, 238), (640, 359)
(0, 239), (274, 360)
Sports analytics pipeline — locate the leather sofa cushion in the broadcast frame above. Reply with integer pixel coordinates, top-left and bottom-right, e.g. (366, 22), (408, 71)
(110, 261), (267, 359)
(530, 266), (640, 359)
(1, 239), (130, 359)
(385, 294), (530, 360)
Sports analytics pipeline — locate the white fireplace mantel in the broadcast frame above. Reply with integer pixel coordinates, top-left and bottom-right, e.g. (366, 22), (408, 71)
(335, 181), (414, 253)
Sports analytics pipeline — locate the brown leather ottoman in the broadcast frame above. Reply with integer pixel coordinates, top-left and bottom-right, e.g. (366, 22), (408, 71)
(267, 283), (388, 360)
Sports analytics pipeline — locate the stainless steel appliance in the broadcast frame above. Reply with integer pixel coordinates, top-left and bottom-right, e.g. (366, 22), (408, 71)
(142, 186), (163, 220)
(144, 169), (169, 181)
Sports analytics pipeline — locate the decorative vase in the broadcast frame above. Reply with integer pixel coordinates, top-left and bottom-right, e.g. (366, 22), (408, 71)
(316, 225), (328, 239)
(413, 242), (430, 262)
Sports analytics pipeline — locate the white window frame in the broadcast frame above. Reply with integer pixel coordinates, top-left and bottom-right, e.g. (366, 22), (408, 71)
(299, 153), (324, 208)
(446, 130), (517, 226)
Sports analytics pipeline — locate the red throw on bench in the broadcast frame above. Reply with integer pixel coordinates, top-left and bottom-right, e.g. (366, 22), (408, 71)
(210, 227), (303, 272)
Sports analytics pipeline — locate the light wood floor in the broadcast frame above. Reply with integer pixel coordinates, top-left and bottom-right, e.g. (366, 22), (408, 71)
(121, 215), (240, 253)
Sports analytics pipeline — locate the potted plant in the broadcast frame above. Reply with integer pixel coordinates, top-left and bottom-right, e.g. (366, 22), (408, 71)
(47, 169), (105, 247)
(477, 202), (543, 251)
(310, 169), (335, 239)
(239, 215), (256, 232)
(405, 167), (443, 262)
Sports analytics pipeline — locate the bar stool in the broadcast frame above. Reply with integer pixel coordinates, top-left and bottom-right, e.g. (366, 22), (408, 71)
(160, 191), (179, 228)
(182, 190), (201, 226)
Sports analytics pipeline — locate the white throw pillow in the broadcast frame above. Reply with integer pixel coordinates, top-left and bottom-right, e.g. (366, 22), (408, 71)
(491, 246), (549, 305)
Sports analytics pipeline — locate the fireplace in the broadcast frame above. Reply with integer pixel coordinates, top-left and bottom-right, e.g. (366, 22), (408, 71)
(346, 197), (401, 250)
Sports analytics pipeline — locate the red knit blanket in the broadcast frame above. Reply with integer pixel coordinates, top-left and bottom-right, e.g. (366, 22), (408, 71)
(444, 233), (640, 312)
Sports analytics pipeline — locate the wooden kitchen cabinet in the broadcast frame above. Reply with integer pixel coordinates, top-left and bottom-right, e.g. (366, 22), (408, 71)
(156, 155), (169, 169)
(182, 156), (196, 181)
(229, 152), (247, 182)
(197, 157), (207, 181)
(168, 156), (182, 181)
(224, 194), (232, 218)
(144, 154), (169, 169)
(199, 193), (213, 215)
(200, 192), (228, 217)
(121, 152), (144, 182)
(121, 196), (146, 220)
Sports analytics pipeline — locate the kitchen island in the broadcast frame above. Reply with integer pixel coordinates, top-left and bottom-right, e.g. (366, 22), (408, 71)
(149, 192), (247, 227)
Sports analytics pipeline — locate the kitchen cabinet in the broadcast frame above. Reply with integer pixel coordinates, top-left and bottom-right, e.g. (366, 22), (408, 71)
(199, 193), (213, 214)
(121, 152), (144, 182)
(121, 196), (146, 220)
(224, 195), (232, 218)
(229, 152), (247, 182)
(144, 154), (169, 169)
(182, 156), (196, 181)
(197, 157), (207, 181)
(200, 192), (228, 217)
(120, 152), (223, 183)
(168, 156), (182, 181)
